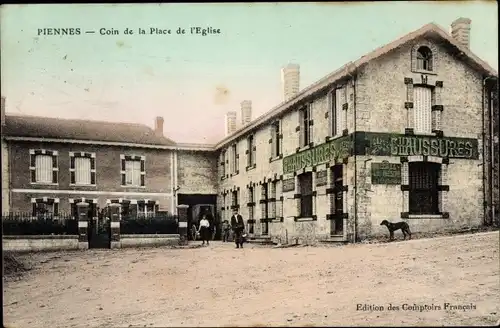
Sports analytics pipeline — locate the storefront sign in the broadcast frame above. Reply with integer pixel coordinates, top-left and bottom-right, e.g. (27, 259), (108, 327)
(371, 161), (401, 185)
(365, 133), (479, 159)
(282, 178), (295, 193)
(283, 136), (351, 174)
(316, 170), (328, 186)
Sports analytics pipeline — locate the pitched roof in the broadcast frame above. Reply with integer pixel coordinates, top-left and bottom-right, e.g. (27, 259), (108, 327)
(214, 22), (498, 149)
(3, 114), (177, 146)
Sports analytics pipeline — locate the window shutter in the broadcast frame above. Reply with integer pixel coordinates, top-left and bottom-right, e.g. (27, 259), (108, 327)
(121, 172), (126, 185)
(414, 86), (432, 134)
(269, 126), (275, 158)
(52, 156), (58, 184)
(90, 157), (96, 185)
(70, 157), (75, 170)
(308, 105), (313, 144)
(32, 203), (37, 217)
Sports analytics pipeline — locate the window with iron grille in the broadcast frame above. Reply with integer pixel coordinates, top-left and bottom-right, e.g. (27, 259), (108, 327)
(298, 172), (313, 217)
(416, 46), (433, 71)
(261, 183), (269, 219)
(32, 198), (59, 218)
(409, 162), (440, 214)
(137, 202), (157, 218)
(247, 186), (254, 220)
(231, 190), (238, 209)
(29, 150), (58, 184)
(414, 86), (433, 134)
(269, 181), (277, 219)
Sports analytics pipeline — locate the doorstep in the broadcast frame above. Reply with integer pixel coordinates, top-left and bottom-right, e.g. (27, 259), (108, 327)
(321, 235), (346, 243)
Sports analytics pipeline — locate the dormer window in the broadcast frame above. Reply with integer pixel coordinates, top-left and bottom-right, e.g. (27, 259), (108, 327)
(416, 46), (433, 71)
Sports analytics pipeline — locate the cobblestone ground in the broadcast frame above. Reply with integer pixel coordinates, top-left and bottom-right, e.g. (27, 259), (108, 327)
(3, 231), (499, 327)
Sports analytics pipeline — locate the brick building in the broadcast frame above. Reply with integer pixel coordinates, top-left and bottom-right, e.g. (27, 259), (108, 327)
(216, 19), (498, 243)
(1, 114), (218, 221)
(1, 18), (498, 243)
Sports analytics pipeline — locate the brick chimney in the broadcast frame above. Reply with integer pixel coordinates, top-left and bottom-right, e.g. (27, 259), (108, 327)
(224, 111), (237, 137)
(240, 100), (252, 126)
(154, 116), (164, 137)
(1, 96), (5, 127)
(451, 17), (471, 50)
(281, 63), (300, 102)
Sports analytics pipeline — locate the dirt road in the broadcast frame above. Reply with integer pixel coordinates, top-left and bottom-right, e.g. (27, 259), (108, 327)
(3, 231), (499, 327)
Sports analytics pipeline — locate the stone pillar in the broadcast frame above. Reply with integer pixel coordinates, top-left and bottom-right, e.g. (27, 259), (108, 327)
(77, 202), (89, 249)
(109, 203), (121, 249)
(177, 204), (189, 245)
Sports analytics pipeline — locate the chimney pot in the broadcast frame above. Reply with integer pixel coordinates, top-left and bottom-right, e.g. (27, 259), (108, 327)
(281, 63), (300, 102)
(451, 17), (471, 50)
(154, 116), (164, 137)
(224, 111), (237, 137)
(240, 100), (252, 126)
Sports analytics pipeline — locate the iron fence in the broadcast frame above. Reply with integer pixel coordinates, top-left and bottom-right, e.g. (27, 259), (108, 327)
(120, 214), (179, 235)
(2, 212), (78, 235)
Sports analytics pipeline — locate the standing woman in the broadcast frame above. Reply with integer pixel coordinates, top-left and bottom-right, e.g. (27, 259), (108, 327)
(198, 215), (211, 246)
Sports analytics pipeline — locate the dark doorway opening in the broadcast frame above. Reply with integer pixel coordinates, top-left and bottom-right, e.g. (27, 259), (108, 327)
(177, 194), (218, 240)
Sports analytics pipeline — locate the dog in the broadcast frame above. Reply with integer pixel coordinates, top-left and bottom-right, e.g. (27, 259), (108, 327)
(380, 220), (412, 241)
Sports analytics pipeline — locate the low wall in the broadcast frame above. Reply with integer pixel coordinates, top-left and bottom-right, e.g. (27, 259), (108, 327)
(2, 235), (79, 252)
(119, 234), (180, 248)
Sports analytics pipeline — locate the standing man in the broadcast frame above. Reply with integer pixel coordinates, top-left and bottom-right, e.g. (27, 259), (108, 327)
(230, 208), (245, 248)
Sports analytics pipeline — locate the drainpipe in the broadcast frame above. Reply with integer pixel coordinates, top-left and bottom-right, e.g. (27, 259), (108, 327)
(483, 76), (495, 226)
(173, 150), (179, 216)
(346, 64), (358, 243)
(170, 151), (175, 213)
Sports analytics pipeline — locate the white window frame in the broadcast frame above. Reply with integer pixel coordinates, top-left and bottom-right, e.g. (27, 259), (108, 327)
(120, 155), (146, 187)
(29, 149), (58, 185)
(69, 152), (96, 186)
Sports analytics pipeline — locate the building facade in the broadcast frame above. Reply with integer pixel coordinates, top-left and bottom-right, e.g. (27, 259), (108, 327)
(2, 115), (218, 221)
(215, 19), (499, 243)
(1, 18), (498, 243)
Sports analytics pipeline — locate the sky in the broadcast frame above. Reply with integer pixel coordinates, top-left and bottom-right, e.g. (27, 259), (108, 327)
(1, 2), (498, 144)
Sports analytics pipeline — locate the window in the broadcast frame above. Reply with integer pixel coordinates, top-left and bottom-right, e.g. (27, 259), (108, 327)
(70, 152), (96, 185)
(247, 135), (255, 167)
(298, 172), (313, 217)
(335, 86), (346, 136)
(271, 121), (282, 158)
(329, 90), (337, 137)
(121, 155), (145, 187)
(247, 186), (255, 220)
(416, 46), (433, 71)
(231, 144), (238, 174)
(260, 183), (269, 219)
(299, 105), (312, 147)
(409, 162), (440, 215)
(29, 150), (58, 184)
(269, 181), (277, 219)
(221, 151), (226, 177)
(138, 201), (156, 218)
(32, 198), (59, 219)
(414, 86), (433, 134)
(231, 190), (239, 209)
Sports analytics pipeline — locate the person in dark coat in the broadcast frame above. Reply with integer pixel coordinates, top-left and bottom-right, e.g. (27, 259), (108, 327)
(230, 208), (245, 248)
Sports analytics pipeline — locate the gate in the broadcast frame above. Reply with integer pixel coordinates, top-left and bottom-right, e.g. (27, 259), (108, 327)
(77, 202), (111, 249)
